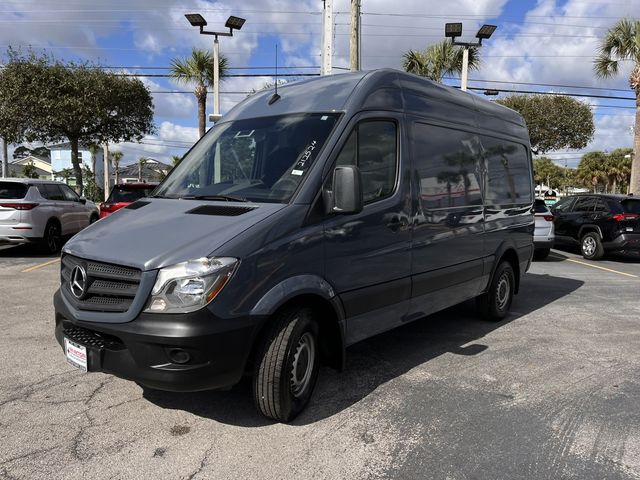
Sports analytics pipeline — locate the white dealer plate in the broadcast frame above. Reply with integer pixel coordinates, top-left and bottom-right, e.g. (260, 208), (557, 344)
(64, 337), (88, 372)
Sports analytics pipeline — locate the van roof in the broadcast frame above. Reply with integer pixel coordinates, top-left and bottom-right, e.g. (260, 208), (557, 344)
(221, 68), (528, 140)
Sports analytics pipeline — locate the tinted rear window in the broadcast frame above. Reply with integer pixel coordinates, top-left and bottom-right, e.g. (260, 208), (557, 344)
(621, 199), (640, 214)
(109, 188), (153, 203)
(0, 182), (28, 199)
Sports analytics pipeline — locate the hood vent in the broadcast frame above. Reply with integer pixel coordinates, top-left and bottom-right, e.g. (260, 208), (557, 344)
(125, 201), (150, 210)
(186, 205), (256, 216)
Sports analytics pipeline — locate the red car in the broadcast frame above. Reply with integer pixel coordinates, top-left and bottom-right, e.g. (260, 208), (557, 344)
(99, 183), (159, 218)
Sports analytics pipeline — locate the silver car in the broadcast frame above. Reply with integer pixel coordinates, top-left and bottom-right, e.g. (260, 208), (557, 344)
(534, 198), (555, 259)
(0, 178), (99, 253)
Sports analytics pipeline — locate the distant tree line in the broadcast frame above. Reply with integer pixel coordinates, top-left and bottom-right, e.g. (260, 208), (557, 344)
(534, 148), (633, 194)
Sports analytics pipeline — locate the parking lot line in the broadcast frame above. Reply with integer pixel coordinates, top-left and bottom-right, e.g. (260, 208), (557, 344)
(21, 258), (61, 273)
(550, 253), (639, 278)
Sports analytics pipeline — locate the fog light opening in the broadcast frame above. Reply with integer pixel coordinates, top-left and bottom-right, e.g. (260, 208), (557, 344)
(168, 348), (191, 364)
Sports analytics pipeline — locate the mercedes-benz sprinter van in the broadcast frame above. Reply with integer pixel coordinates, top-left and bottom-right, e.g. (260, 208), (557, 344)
(54, 69), (534, 422)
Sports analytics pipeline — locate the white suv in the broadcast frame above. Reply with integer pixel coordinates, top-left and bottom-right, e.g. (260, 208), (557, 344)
(0, 178), (99, 253)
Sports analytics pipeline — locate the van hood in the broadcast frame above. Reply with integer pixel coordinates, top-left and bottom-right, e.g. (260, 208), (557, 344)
(63, 198), (287, 271)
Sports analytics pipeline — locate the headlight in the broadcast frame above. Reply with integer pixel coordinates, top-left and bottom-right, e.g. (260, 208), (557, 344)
(144, 257), (238, 314)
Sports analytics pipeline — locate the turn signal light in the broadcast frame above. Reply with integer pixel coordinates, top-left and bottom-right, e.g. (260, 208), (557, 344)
(0, 202), (39, 210)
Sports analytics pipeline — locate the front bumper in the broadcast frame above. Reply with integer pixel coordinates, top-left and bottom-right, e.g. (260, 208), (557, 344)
(54, 289), (264, 392)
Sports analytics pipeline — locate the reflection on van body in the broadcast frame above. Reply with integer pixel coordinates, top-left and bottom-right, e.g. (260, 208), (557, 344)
(53, 69), (534, 422)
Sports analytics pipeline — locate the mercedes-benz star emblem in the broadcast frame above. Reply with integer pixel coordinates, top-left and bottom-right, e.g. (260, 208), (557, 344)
(70, 265), (87, 299)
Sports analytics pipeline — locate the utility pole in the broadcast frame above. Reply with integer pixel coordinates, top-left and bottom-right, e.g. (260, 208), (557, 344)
(0, 137), (7, 178)
(321, 0), (333, 75)
(350, 0), (360, 71)
(103, 143), (110, 201)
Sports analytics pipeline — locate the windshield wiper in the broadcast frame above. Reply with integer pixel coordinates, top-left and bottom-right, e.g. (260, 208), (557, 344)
(180, 194), (249, 202)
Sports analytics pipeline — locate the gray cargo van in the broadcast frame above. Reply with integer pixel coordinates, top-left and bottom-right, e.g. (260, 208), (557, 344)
(54, 69), (534, 422)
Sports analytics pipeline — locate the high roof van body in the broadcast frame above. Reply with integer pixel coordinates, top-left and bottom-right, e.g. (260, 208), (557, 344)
(54, 69), (534, 422)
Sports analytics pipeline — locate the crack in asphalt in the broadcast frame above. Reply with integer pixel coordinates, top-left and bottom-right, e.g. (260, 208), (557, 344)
(185, 445), (216, 480)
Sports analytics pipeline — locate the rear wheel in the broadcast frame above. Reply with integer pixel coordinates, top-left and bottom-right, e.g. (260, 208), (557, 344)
(533, 248), (550, 260)
(40, 221), (61, 254)
(580, 232), (604, 260)
(253, 306), (320, 422)
(477, 261), (515, 321)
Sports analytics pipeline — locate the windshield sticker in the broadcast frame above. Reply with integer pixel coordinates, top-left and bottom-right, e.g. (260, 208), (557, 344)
(291, 170), (304, 176)
(321, 115), (328, 121)
(294, 140), (317, 172)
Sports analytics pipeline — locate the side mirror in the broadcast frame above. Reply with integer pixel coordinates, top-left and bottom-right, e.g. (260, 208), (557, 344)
(79, 197), (87, 205)
(331, 165), (363, 214)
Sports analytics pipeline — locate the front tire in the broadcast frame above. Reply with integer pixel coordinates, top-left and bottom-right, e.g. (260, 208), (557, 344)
(581, 232), (604, 260)
(253, 306), (320, 422)
(477, 261), (515, 321)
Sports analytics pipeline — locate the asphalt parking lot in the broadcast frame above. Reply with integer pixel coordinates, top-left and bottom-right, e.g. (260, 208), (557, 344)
(1, 245), (639, 480)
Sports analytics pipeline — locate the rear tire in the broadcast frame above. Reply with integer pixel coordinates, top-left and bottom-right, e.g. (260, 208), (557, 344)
(89, 214), (99, 224)
(533, 248), (550, 260)
(253, 306), (319, 422)
(580, 232), (604, 260)
(477, 261), (515, 322)
(39, 220), (61, 254)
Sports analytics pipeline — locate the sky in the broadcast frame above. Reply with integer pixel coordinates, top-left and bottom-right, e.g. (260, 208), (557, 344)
(1, 0), (639, 168)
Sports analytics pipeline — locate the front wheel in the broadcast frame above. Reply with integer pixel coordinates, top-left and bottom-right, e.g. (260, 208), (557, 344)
(253, 306), (319, 422)
(477, 261), (515, 321)
(581, 232), (604, 260)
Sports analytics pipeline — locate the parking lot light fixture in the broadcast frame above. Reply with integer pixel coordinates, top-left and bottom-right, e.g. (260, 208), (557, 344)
(445, 22), (463, 38)
(445, 22), (497, 92)
(185, 13), (247, 123)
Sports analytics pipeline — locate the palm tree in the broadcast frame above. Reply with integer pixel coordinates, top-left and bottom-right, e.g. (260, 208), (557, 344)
(138, 156), (148, 182)
(111, 150), (123, 185)
(403, 40), (480, 82)
(594, 19), (640, 194)
(170, 154), (182, 166)
(577, 151), (608, 192)
(170, 48), (229, 138)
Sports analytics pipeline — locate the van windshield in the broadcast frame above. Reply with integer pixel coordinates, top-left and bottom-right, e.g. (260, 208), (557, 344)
(155, 113), (340, 203)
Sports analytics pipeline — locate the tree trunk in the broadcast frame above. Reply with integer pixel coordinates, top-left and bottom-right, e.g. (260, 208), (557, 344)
(196, 86), (207, 138)
(632, 94), (640, 194)
(114, 159), (120, 185)
(1, 137), (8, 178)
(70, 137), (83, 195)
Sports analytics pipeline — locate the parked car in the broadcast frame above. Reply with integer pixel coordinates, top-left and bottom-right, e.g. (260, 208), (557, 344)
(533, 198), (555, 259)
(0, 178), (99, 253)
(100, 183), (159, 218)
(552, 193), (640, 260)
(54, 69), (534, 422)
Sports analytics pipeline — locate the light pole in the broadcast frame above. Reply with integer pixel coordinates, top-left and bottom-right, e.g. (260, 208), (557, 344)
(445, 23), (497, 91)
(185, 13), (246, 123)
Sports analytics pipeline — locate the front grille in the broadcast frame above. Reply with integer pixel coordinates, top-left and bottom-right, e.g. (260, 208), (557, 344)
(61, 254), (141, 313)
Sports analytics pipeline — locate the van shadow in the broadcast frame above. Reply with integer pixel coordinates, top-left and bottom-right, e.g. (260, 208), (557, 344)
(142, 272), (583, 427)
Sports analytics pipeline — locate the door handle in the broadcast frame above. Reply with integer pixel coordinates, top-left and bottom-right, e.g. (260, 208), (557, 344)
(387, 216), (407, 232)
